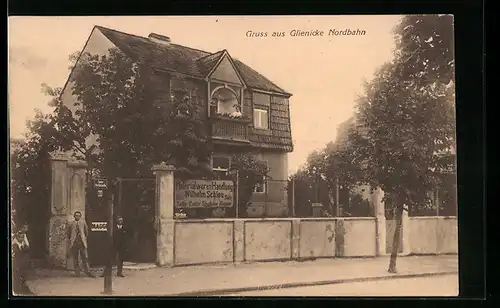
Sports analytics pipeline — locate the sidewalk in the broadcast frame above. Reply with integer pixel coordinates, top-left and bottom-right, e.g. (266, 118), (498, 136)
(27, 255), (458, 296)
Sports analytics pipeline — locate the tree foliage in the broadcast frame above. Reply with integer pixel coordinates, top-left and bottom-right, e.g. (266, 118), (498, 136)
(338, 15), (456, 207)
(290, 15), (456, 271)
(10, 76), (81, 225)
(300, 15), (456, 211)
(230, 153), (270, 217)
(393, 14), (455, 87)
(10, 47), (214, 251)
(67, 48), (211, 179)
(9, 111), (64, 256)
(291, 140), (366, 217)
(336, 14), (456, 272)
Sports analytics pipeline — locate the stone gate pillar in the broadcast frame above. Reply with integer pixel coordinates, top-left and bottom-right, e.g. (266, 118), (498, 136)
(152, 163), (176, 266)
(47, 152), (70, 267)
(67, 160), (87, 218)
(371, 187), (387, 256)
(47, 152), (88, 268)
(65, 160), (88, 270)
(400, 208), (411, 256)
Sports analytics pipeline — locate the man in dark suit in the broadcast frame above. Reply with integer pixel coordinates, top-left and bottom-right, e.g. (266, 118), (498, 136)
(67, 211), (94, 278)
(101, 215), (127, 277)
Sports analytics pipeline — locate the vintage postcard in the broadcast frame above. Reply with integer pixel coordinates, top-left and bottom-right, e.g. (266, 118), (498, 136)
(8, 15), (457, 297)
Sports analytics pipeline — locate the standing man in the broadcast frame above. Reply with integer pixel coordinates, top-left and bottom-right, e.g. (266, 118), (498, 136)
(101, 215), (127, 277)
(67, 211), (94, 278)
(114, 216), (127, 277)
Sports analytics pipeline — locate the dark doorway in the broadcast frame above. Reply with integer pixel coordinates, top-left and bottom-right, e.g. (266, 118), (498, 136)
(116, 178), (156, 263)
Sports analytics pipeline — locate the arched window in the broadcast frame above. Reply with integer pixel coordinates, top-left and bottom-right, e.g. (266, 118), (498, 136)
(211, 87), (241, 116)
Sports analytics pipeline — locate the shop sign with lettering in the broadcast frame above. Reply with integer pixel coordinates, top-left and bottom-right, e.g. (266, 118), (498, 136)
(175, 180), (234, 208)
(93, 179), (108, 189)
(91, 222), (107, 232)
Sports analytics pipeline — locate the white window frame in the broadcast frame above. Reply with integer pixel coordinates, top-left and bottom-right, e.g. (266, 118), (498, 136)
(253, 108), (269, 129)
(212, 156), (230, 173)
(209, 98), (219, 116)
(253, 175), (267, 194)
(253, 159), (268, 194)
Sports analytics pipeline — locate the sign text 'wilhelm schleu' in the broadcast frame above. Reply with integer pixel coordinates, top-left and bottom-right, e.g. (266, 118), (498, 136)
(175, 180), (234, 208)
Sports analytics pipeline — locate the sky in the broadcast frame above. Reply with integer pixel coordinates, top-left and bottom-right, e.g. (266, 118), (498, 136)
(8, 15), (402, 174)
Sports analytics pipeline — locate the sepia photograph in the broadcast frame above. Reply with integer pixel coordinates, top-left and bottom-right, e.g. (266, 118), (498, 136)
(8, 15), (457, 297)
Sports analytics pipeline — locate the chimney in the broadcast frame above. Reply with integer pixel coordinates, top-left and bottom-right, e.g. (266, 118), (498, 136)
(148, 33), (171, 45)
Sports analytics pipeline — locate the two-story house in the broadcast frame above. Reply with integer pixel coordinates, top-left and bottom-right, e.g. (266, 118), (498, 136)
(60, 26), (294, 217)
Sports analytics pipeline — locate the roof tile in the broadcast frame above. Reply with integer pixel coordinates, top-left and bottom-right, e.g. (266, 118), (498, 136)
(96, 26), (290, 95)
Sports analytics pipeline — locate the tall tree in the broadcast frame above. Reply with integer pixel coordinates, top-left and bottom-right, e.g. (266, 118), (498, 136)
(68, 48), (211, 179)
(230, 153), (270, 217)
(338, 14), (456, 273)
(10, 51), (91, 244)
(299, 140), (366, 216)
(9, 106), (75, 256)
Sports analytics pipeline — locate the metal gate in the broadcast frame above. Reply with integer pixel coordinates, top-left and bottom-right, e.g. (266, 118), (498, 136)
(115, 178), (156, 263)
(86, 176), (157, 265)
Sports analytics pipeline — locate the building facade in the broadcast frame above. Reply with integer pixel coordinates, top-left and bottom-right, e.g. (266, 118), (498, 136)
(61, 26), (294, 217)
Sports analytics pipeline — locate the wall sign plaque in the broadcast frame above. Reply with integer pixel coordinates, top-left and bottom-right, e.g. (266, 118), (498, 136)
(175, 179), (234, 208)
(91, 222), (107, 232)
(93, 179), (108, 189)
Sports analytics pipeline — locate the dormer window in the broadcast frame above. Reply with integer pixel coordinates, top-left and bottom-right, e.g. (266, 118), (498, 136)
(211, 87), (241, 117)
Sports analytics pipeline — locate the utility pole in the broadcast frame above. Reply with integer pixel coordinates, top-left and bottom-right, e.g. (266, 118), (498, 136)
(435, 188), (440, 217)
(235, 169), (239, 218)
(334, 176), (340, 217)
(103, 193), (114, 295)
(291, 178), (296, 217)
(435, 187), (440, 253)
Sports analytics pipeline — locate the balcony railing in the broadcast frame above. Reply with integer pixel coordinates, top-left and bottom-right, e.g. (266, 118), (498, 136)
(209, 115), (250, 142)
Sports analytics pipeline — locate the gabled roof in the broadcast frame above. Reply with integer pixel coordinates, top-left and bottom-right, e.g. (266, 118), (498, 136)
(205, 50), (247, 87)
(95, 26), (291, 95)
(196, 50), (225, 76)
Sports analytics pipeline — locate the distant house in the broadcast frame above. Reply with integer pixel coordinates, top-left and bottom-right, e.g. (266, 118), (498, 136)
(334, 117), (355, 149)
(61, 26), (294, 217)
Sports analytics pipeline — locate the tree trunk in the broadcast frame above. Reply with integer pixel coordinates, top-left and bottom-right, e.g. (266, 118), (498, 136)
(327, 191), (334, 217)
(334, 177), (340, 217)
(326, 180), (336, 217)
(388, 202), (403, 273)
